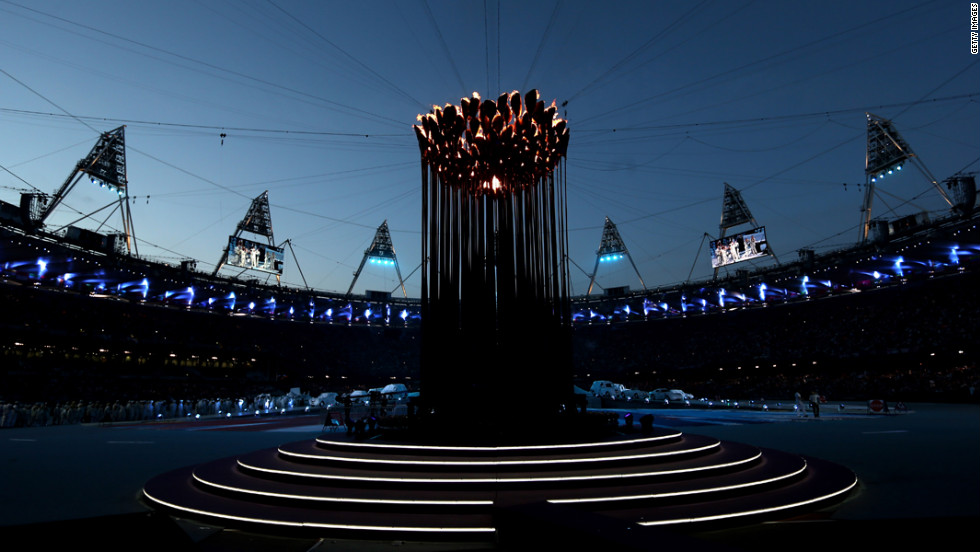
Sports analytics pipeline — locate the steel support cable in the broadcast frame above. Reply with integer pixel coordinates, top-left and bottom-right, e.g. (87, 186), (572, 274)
(0, 0), (406, 128)
(566, 0), (709, 104)
(264, 0), (426, 110)
(574, 1), (937, 126)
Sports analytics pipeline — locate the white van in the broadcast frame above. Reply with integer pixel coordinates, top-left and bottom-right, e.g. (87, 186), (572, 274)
(590, 380), (626, 399)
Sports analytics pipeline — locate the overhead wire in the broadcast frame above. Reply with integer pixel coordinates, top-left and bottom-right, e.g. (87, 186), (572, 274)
(0, 0), (407, 128)
(574, 0), (938, 127)
(416, 0), (467, 98)
(264, 0), (427, 111)
(565, 0), (710, 104)
(521, 1), (561, 92)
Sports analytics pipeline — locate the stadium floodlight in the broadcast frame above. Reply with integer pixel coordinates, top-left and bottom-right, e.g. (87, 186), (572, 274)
(860, 114), (954, 242)
(347, 220), (407, 298)
(588, 217), (646, 295)
(866, 114), (911, 179)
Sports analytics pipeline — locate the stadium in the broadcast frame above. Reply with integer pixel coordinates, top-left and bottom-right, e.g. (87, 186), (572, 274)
(3, 119), (977, 407)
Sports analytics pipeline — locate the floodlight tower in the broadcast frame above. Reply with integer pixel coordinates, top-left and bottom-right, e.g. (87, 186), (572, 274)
(213, 191), (284, 282)
(346, 220), (407, 297)
(713, 182), (774, 278)
(24, 126), (137, 255)
(860, 113), (954, 242)
(586, 216), (646, 296)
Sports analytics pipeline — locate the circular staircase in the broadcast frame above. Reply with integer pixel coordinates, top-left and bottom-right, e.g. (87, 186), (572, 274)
(143, 426), (856, 541)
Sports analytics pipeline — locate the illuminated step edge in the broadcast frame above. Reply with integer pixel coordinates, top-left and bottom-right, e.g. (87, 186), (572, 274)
(236, 446), (755, 486)
(638, 476), (858, 526)
(624, 456), (859, 526)
(142, 488), (496, 534)
(191, 455), (800, 508)
(548, 459), (807, 505)
(314, 431), (682, 452)
(192, 472), (494, 506)
(278, 439), (719, 467)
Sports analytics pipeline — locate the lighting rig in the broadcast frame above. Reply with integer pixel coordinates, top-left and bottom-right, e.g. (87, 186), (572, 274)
(346, 220), (407, 298)
(587, 216), (646, 296)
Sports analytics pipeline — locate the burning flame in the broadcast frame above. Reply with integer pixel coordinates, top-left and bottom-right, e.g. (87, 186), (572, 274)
(413, 90), (569, 196)
(482, 176), (504, 194)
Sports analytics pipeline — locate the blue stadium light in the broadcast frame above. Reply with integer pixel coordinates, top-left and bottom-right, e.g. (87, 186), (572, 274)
(37, 259), (47, 277)
(400, 309), (409, 321)
(369, 257), (396, 266)
(599, 253), (625, 263)
(289, 306), (294, 316)
(248, 301), (255, 311)
(950, 246), (960, 265)
(325, 308), (333, 318)
(801, 275), (809, 296)
(758, 283), (767, 301)
(872, 271), (881, 280)
(718, 288), (726, 308)
(894, 257), (904, 277)
(338, 305), (353, 320)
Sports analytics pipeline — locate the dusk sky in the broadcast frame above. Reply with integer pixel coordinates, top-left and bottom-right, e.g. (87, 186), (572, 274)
(1, 0), (977, 297)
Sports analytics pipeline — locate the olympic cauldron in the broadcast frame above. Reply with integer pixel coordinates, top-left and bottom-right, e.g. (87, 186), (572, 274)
(414, 89), (574, 434)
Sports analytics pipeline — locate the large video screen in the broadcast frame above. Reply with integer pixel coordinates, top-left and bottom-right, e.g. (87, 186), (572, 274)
(226, 236), (284, 275)
(710, 227), (771, 269)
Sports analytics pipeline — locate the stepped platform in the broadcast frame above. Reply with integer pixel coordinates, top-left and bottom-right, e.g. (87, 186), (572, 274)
(142, 426), (857, 541)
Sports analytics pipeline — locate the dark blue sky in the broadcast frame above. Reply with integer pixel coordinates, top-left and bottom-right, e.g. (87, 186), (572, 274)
(1, 0), (977, 296)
